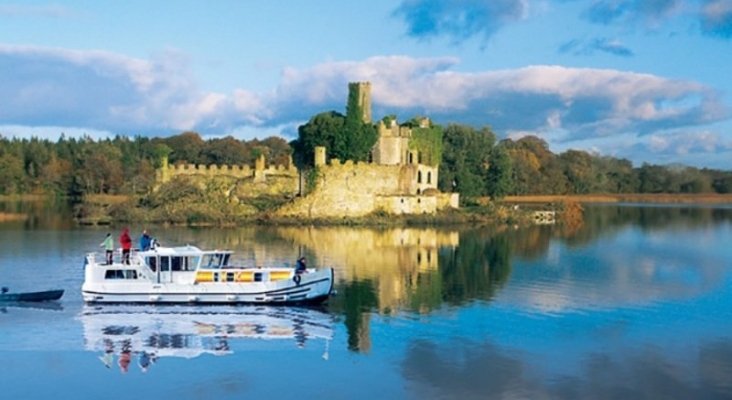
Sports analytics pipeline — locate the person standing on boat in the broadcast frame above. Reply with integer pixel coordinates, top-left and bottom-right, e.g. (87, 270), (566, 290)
(295, 256), (307, 274)
(100, 233), (114, 265)
(120, 228), (132, 265)
(139, 229), (152, 251)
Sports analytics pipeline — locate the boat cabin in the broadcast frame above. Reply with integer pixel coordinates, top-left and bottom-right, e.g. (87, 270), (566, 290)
(138, 246), (233, 272)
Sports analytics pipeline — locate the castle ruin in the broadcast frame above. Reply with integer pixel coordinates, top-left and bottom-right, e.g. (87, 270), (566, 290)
(275, 82), (458, 218)
(155, 82), (459, 218)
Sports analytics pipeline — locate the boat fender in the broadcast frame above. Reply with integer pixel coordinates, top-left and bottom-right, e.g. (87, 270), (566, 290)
(293, 274), (301, 285)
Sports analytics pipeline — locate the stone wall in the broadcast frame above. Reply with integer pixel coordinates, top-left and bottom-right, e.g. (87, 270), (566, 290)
(275, 156), (455, 218)
(155, 155), (299, 199)
(373, 120), (411, 165)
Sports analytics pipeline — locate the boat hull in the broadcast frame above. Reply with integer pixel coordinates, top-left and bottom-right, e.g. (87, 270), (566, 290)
(82, 269), (334, 305)
(0, 289), (64, 302)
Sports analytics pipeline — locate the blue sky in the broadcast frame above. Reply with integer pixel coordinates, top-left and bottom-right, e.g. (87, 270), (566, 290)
(1, 0), (731, 168)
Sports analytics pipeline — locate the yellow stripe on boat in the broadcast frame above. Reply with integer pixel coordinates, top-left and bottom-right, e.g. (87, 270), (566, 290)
(195, 271), (214, 283)
(269, 271), (292, 281)
(236, 271), (254, 282)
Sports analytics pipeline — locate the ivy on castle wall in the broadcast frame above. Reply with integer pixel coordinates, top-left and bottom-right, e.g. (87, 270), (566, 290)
(346, 83), (364, 123)
(409, 125), (443, 167)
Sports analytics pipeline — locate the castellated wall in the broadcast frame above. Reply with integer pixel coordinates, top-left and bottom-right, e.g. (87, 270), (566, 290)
(155, 158), (299, 199)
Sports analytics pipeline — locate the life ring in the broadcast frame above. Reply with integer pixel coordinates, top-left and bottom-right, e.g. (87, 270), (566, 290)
(293, 274), (301, 285)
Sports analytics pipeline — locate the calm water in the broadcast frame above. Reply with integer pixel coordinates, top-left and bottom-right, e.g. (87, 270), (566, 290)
(1, 204), (732, 399)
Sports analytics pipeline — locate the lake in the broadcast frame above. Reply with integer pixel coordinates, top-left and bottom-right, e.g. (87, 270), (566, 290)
(1, 204), (731, 399)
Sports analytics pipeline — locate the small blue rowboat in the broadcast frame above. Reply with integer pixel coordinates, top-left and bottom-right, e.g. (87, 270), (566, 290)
(0, 287), (64, 302)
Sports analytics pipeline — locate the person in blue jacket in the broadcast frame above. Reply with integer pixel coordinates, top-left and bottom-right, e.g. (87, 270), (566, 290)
(140, 229), (152, 251)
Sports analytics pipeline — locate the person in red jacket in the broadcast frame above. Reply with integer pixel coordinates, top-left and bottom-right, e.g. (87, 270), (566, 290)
(119, 228), (132, 265)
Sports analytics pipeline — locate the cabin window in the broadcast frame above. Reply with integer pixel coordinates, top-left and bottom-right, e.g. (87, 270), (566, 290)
(160, 257), (170, 272)
(184, 256), (200, 271)
(105, 269), (138, 280)
(146, 257), (157, 271)
(226, 272), (235, 282)
(202, 253), (230, 269)
(203, 254), (223, 269)
(254, 273), (263, 282)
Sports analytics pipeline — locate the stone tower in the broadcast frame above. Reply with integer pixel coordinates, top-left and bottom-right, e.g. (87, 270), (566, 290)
(348, 82), (372, 124)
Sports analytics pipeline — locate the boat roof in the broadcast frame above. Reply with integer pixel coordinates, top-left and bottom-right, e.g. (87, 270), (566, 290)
(137, 245), (233, 257)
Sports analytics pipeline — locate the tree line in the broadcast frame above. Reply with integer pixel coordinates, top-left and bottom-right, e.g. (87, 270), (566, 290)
(0, 132), (291, 196)
(436, 125), (732, 198)
(1, 125), (730, 198)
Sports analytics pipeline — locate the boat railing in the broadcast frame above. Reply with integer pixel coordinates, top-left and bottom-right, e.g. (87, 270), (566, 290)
(86, 248), (146, 266)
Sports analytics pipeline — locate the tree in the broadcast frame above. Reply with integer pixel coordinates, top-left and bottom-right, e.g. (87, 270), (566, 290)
(164, 131), (205, 164)
(0, 152), (25, 194)
(486, 145), (513, 199)
(501, 136), (569, 195)
(291, 111), (345, 167)
(259, 137), (292, 166)
(76, 141), (123, 194)
(439, 124), (496, 198)
(41, 154), (73, 195)
(560, 150), (595, 194)
(201, 136), (249, 165)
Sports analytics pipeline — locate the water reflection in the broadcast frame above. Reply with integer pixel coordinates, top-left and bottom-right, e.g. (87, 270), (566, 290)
(0, 302), (64, 313)
(79, 305), (334, 372)
(296, 227), (514, 352)
(401, 337), (732, 400)
(566, 204), (732, 246)
(0, 199), (76, 230)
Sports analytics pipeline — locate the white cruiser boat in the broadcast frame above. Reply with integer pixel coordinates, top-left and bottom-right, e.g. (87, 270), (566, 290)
(82, 245), (334, 304)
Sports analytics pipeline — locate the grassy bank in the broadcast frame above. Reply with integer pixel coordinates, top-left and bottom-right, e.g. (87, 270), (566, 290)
(499, 193), (732, 204)
(0, 212), (28, 222)
(73, 194), (537, 227)
(0, 194), (50, 201)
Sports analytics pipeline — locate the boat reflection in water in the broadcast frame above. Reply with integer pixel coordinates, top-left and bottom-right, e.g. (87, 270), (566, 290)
(78, 305), (334, 373)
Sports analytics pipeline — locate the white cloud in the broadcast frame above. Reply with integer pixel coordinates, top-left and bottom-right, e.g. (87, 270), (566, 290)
(646, 130), (732, 155)
(1, 46), (729, 161)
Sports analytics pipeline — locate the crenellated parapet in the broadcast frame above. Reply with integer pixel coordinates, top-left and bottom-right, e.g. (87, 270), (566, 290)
(377, 119), (412, 138)
(155, 154), (298, 190)
(373, 119), (412, 166)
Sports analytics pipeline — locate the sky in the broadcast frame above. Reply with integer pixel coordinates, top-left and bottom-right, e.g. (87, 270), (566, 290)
(1, 0), (731, 168)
